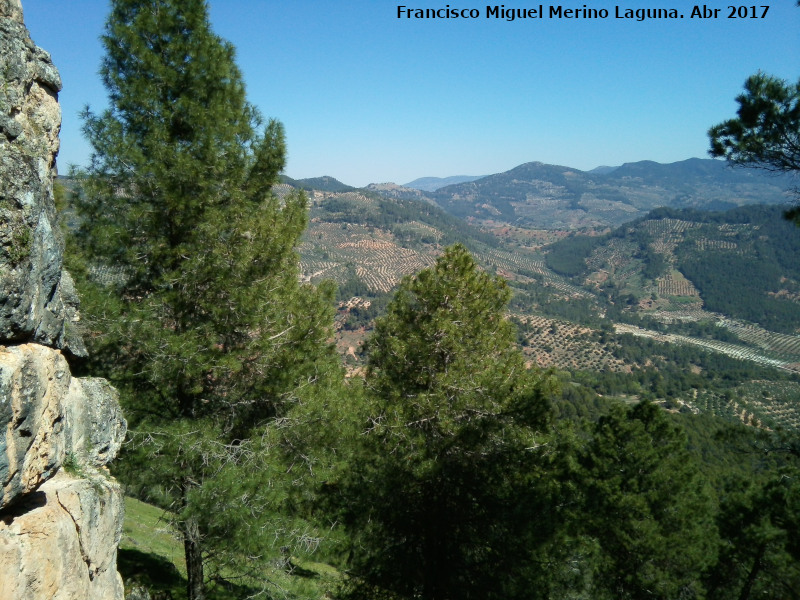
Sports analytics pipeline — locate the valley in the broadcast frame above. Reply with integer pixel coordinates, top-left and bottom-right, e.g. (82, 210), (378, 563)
(286, 159), (800, 432)
(11, 0), (798, 595)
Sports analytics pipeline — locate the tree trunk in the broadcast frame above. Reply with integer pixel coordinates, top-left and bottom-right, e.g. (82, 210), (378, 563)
(737, 542), (766, 600)
(181, 474), (206, 600)
(184, 515), (205, 600)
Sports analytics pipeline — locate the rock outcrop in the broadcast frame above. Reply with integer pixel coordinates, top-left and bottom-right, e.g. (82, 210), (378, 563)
(0, 470), (126, 599)
(0, 2), (127, 599)
(0, 0), (85, 357)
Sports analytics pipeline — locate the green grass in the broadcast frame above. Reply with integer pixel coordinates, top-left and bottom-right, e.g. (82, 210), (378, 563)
(119, 496), (186, 599)
(119, 496), (341, 600)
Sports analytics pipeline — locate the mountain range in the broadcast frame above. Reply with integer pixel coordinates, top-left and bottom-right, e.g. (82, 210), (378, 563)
(424, 158), (795, 229)
(318, 158), (794, 230)
(403, 175), (484, 192)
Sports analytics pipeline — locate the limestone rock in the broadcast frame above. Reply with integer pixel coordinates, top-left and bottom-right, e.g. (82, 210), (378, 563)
(0, 470), (125, 600)
(0, 343), (67, 508)
(65, 375), (127, 468)
(0, 3), (127, 599)
(0, 0), (84, 356)
(0, 343), (126, 509)
(126, 586), (154, 600)
(0, 1), (23, 24)
(0, 343), (127, 600)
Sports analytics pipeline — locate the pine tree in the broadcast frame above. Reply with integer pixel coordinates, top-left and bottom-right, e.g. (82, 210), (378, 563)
(576, 401), (717, 600)
(73, 1), (338, 598)
(708, 73), (800, 176)
(708, 72), (800, 221)
(334, 245), (558, 600)
(705, 467), (800, 600)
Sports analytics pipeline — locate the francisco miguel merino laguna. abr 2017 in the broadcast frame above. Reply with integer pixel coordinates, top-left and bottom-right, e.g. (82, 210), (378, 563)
(396, 5), (688, 22)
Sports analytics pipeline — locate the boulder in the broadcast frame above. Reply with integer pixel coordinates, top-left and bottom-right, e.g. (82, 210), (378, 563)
(0, 343), (127, 599)
(0, 343), (126, 506)
(0, 343), (67, 508)
(65, 375), (127, 468)
(0, 470), (125, 600)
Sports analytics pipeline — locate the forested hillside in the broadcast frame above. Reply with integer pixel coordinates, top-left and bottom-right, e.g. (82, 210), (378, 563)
(545, 204), (800, 333)
(291, 187), (800, 474)
(68, 168), (800, 598)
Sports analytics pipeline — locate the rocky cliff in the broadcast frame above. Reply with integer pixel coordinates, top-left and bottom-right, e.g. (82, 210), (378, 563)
(0, 1), (127, 598)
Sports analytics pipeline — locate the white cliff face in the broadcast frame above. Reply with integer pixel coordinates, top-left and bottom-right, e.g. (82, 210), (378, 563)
(0, 2), (127, 599)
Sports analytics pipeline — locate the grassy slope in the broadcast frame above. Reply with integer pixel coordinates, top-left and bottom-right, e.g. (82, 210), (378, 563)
(119, 497), (340, 600)
(119, 497), (186, 599)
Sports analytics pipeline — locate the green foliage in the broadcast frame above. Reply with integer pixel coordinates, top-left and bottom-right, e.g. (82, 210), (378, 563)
(708, 72), (800, 222)
(575, 401), (718, 600)
(367, 244), (525, 402)
(672, 205), (800, 333)
(510, 282), (604, 326)
(641, 246), (667, 280)
(6, 223), (31, 265)
(58, 4), (800, 598)
(315, 190), (501, 249)
(665, 319), (741, 343)
(709, 73), (800, 175)
(334, 245), (559, 600)
(72, 1), (339, 597)
(339, 295), (391, 331)
(76, 0), (339, 423)
(119, 495), (343, 600)
(61, 452), (85, 477)
(705, 468), (800, 599)
(545, 232), (604, 277)
(546, 392), (800, 599)
(285, 175), (355, 193)
(561, 204), (800, 333)
(570, 330), (800, 414)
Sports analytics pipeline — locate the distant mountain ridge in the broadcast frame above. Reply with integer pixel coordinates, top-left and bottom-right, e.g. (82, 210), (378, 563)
(427, 158), (794, 229)
(403, 175), (484, 192)
(287, 158), (794, 230)
(281, 174), (355, 193)
(589, 165), (619, 175)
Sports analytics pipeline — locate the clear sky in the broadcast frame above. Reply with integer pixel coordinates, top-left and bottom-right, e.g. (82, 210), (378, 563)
(20, 1), (800, 187)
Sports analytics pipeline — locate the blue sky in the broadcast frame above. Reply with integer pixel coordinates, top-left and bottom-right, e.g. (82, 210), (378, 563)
(21, 1), (800, 187)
